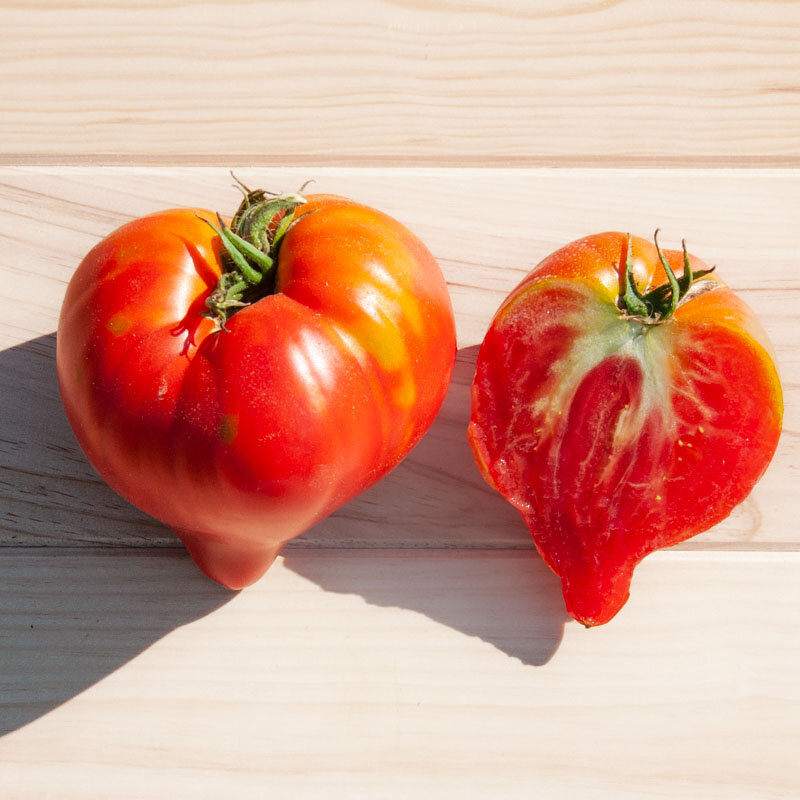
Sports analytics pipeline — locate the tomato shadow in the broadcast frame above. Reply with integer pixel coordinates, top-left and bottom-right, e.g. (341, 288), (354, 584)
(285, 345), (569, 666)
(0, 333), (177, 545)
(295, 346), (536, 550)
(0, 333), (234, 738)
(0, 550), (233, 738)
(283, 549), (567, 667)
(0, 333), (562, 744)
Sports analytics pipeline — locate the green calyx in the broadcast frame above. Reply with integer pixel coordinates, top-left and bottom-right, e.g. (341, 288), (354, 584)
(200, 177), (308, 332)
(619, 230), (716, 323)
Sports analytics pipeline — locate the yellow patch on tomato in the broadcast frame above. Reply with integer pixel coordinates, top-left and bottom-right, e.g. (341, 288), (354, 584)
(350, 311), (408, 372)
(352, 286), (417, 372)
(368, 331), (407, 371)
(397, 295), (423, 338)
(219, 414), (238, 444)
(391, 371), (417, 410)
(106, 314), (132, 336)
(369, 255), (425, 338)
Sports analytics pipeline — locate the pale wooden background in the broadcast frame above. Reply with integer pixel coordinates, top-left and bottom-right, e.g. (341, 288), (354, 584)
(1, 2), (799, 799)
(2, 0), (800, 165)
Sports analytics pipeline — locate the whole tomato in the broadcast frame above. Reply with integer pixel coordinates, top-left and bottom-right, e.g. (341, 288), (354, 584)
(58, 184), (456, 588)
(468, 232), (782, 626)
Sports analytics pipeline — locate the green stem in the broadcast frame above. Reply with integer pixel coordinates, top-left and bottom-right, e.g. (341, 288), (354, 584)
(619, 231), (716, 324)
(622, 233), (651, 317)
(652, 228), (681, 320)
(201, 186), (308, 332)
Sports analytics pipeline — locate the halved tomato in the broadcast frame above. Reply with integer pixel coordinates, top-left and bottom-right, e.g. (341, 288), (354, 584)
(468, 232), (783, 626)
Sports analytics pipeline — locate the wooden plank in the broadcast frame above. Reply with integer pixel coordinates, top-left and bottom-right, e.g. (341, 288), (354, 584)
(1, 548), (798, 799)
(1, 167), (797, 548)
(1, 1), (799, 164)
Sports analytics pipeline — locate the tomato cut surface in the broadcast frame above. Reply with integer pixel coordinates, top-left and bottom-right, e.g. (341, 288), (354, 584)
(469, 232), (783, 626)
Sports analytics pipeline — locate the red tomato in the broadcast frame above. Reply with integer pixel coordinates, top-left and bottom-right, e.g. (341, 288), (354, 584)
(58, 189), (455, 588)
(468, 232), (783, 626)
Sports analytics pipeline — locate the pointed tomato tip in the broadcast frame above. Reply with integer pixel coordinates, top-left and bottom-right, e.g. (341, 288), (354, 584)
(569, 600), (626, 628)
(173, 529), (283, 589)
(561, 564), (634, 627)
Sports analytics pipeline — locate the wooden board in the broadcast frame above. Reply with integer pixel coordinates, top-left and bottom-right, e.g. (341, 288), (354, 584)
(1, 167), (797, 549)
(1, 1), (800, 164)
(1, 549), (798, 799)
(2, 1), (799, 797)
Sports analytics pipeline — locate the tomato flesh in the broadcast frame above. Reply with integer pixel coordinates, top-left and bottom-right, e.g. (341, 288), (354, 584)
(469, 233), (783, 626)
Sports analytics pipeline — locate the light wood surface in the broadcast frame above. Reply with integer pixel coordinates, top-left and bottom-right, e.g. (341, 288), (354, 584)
(2, 1), (800, 165)
(1, 549), (798, 799)
(1, 167), (797, 549)
(2, 1), (799, 797)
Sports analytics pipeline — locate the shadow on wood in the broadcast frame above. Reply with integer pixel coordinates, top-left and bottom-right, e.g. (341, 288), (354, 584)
(1, 339), (529, 549)
(295, 346), (532, 548)
(0, 334), (234, 737)
(285, 346), (568, 666)
(0, 549), (234, 738)
(0, 333), (174, 545)
(283, 549), (567, 666)
(0, 332), (563, 726)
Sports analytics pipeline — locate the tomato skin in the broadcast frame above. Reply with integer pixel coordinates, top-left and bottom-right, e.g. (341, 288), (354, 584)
(468, 232), (783, 626)
(58, 197), (456, 588)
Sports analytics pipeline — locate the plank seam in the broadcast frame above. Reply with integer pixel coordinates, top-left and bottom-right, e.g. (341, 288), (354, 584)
(2, 154), (800, 168)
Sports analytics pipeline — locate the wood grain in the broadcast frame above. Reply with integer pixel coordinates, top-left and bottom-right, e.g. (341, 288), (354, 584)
(2, 2), (798, 794)
(1, 548), (798, 799)
(1, 166), (797, 549)
(1, 1), (800, 165)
